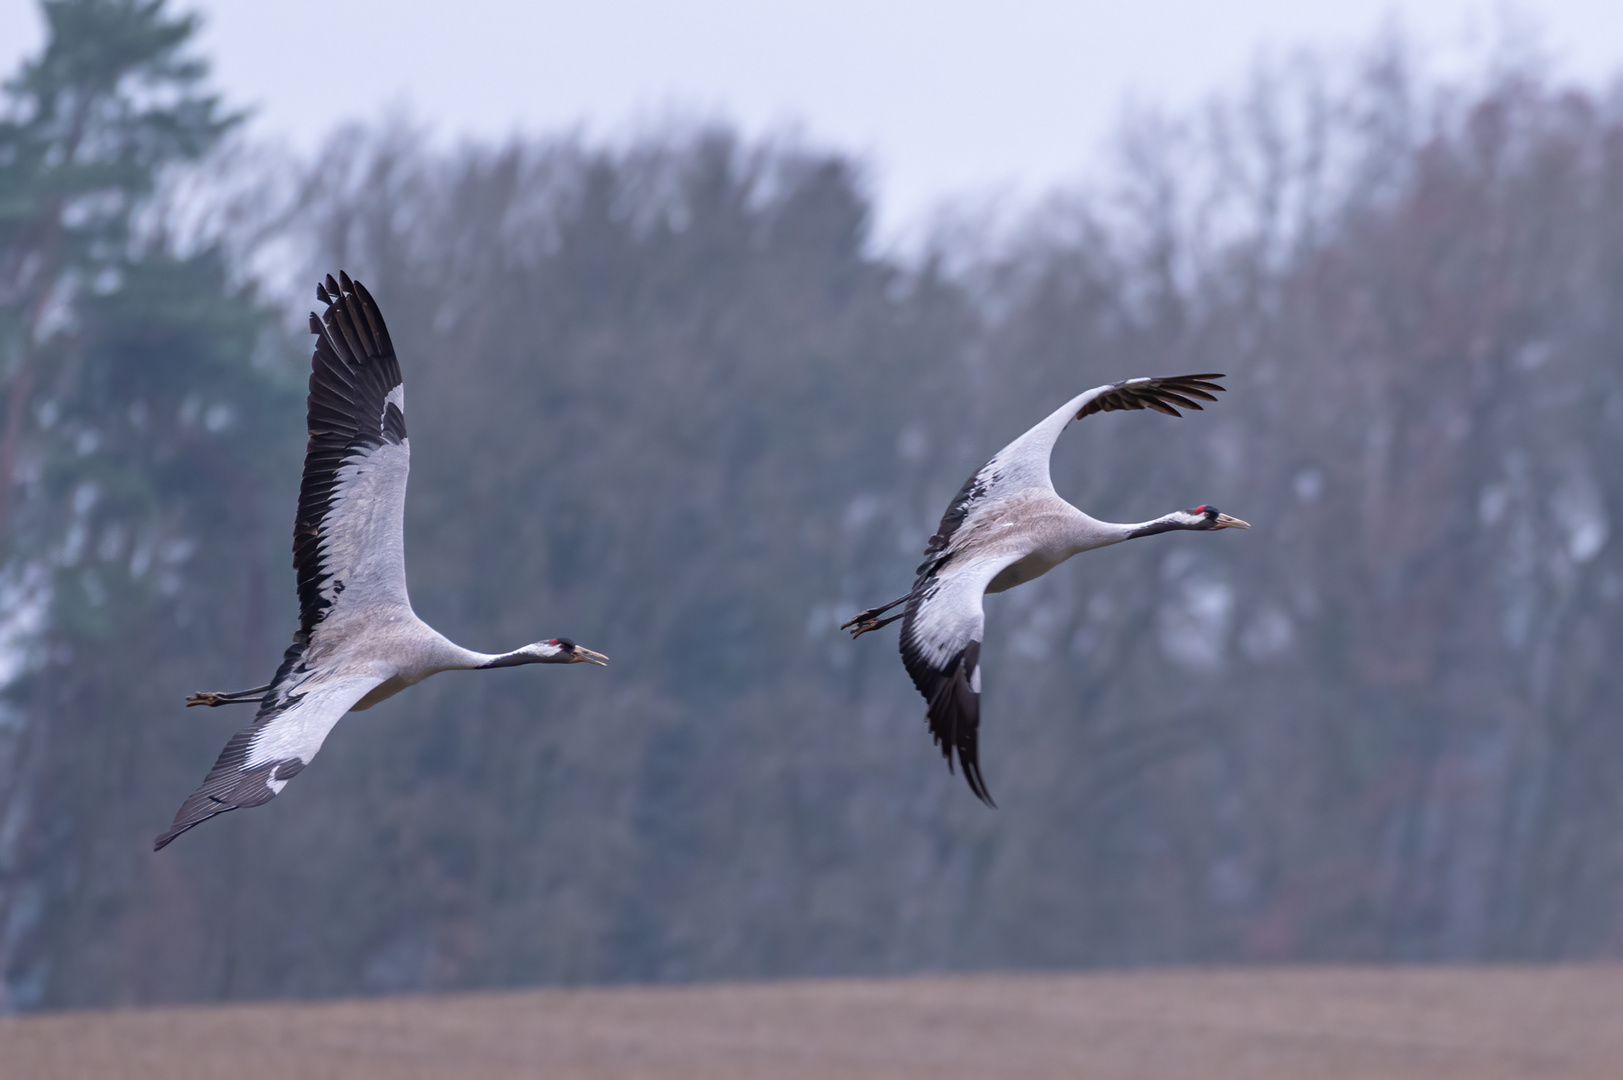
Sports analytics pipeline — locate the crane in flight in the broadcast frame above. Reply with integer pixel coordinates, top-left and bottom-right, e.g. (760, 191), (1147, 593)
(157, 273), (607, 850)
(845, 374), (1247, 806)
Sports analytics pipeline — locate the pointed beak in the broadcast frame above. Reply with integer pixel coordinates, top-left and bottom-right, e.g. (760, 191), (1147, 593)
(570, 646), (609, 666)
(1214, 514), (1250, 529)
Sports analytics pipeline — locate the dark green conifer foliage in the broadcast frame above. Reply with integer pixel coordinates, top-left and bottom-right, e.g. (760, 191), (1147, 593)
(0, 1), (291, 1009)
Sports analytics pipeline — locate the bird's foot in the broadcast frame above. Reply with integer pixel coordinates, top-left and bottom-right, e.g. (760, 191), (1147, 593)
(185, 684), (271, 708)
(842, 594), (909, 638)
(842, 612), (904, 638)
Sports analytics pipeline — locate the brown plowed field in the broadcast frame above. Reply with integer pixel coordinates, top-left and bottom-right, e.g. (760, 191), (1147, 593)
(5, 965), (1622, 1079)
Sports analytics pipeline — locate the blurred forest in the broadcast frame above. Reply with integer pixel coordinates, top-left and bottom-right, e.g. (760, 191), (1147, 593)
(6, 0), (1623, 1011)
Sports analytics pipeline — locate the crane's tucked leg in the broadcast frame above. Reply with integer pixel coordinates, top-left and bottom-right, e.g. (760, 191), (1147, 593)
(185, 685), (272, 708)
(842, 595), (909, 638)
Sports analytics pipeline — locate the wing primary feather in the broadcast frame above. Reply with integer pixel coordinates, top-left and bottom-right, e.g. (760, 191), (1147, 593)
(1155, 390), (1203, 411)
(345, 293), (379, 357)
(353, 280), (393, 354)
(327, 304), (368, 365)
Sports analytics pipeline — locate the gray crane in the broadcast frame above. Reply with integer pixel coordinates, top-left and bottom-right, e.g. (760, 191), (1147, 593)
(844, 374), (1248, 805)
(156, 273), (607, 850)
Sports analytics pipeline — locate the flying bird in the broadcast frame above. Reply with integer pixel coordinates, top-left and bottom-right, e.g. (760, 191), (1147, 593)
(844, 374), (1247, 805)
(156, 273), (607, 850)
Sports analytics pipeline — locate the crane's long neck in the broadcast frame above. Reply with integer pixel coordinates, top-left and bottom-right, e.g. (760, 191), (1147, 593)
(1123, 513), (1201, 540)
(470, 642), (579, 668)
(410, 636), (579, 679)
(1071, 509), (1201, 552)
(471, 649), (533, 669)
(349, 629), (602, 713)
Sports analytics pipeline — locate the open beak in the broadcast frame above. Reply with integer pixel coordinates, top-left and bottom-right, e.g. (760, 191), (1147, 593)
(1214, 514), (1250, 529)
(570, 646), (610, 666)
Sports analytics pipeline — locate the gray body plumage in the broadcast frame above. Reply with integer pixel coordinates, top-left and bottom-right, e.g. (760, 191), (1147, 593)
(846, 374), (1247, 804)
(156, 274), (605, 850)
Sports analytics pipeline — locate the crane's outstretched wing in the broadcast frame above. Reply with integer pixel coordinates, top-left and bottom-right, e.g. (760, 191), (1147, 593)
(154, 671), (381, 849)
(295, 272), (412, 633)
(981, 374), (1226, 496)
(157, 273), (410, 850)
(898, 549), (1024, 806)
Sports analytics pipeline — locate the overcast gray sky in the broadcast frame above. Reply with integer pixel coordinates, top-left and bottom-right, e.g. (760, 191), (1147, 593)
(3, 1), (1622, 237)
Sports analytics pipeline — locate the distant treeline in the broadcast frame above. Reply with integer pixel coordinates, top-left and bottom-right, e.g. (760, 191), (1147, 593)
(4, 0), (1623, 1010)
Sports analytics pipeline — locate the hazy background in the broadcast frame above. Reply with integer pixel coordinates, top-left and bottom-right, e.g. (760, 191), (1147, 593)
(7, 0), (1623, 1013)
(5, 0), (1623, 237)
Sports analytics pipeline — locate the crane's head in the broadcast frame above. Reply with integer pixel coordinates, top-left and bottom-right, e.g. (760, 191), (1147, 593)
(1185, 505), (1250, 530)
(528, 637), (609, 665)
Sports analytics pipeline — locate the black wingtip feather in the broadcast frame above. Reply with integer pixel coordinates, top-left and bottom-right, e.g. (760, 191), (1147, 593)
(1155, 390), (1204, 411)
(1076, 373), (1230, 422)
